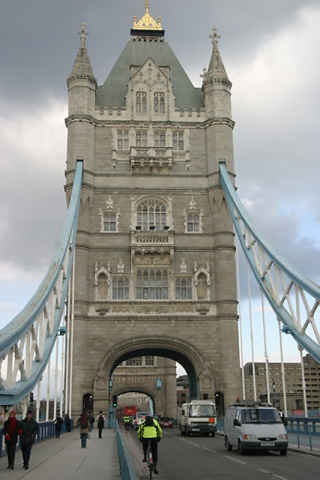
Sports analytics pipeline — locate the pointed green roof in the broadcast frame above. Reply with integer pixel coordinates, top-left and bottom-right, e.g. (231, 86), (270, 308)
(96, 38), (203, 109)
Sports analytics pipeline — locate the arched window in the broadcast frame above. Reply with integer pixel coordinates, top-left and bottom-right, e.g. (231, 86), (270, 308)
(154, 92), (165, 113)
(136, 269), (168, 300)
(136, 131), (148, 147)
(187, 214), (200, 232)
(117, 130), (129, 149)
(173, 132), (184, 150)
(136, 199), (167, 230)
(136, 92), (147, 113)
(154, 131), (166, 148)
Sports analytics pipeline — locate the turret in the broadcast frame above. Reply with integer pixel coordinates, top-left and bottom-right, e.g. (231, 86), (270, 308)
(203, 28), (235, 176)
(67, 22), (97, 116)
(66, 23), (97, 175)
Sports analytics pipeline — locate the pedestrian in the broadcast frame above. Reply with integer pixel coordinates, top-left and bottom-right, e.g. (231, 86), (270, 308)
(54, 413), (63, 438)
(88, 411), (95, 433)
(2, 410), (19, 469)
(64, 412), (71, 432)
(97, 411), (105, 438)
(77, 411), (90, 448)
(18, 409), (39, 470)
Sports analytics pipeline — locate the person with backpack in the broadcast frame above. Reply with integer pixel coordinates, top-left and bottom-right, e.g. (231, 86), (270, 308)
(97, 411), (105, 438)
(77, 411), (90, 448)
(138, 415), (162, 475)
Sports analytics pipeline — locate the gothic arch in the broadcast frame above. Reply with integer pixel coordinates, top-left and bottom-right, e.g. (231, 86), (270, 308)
(131, 194), (173, 230)
(94, 335), (214, 400)
(194, 265), (210, 301)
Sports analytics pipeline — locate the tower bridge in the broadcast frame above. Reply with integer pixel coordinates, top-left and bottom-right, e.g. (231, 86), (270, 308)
(1, 2), (320, 421)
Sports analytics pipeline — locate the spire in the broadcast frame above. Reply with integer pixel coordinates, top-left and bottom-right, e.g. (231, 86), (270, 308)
(204, 27), (231, 87)
(131, 1), (164, 37)
(68, 22), (96, 86)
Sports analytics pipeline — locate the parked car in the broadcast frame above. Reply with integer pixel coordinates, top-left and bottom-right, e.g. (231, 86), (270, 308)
(159, 416), (173, 428)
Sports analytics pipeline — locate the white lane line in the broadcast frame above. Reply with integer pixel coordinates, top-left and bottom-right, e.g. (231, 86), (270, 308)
(224, 455), (246, 465)
(203, 447), (217, 453)
(188, 441), (200, 447)
(260, 469), (269, 473)
(273, 475), (288, 480)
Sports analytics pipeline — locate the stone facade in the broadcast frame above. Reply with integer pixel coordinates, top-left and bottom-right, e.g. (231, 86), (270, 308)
(65, 9), (241, 418)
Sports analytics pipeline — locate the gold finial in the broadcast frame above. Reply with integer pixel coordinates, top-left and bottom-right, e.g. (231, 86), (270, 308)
(133, 1), (162, 30)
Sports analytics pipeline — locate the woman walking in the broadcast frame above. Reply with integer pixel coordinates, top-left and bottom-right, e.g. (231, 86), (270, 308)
(2, 410), (19, 469)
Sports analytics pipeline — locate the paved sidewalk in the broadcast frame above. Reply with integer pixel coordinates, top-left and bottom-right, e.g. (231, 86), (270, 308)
(0, 428), (120, 479)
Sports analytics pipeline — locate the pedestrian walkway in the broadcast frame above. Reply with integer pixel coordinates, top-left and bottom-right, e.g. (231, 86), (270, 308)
(0, 427), (120, 479)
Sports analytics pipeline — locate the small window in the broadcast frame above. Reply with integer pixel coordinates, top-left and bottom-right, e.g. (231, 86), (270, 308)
(136, 92), (147, 113)
(103, 212), (117, 232)
(126, 357), (142, 366)
(154, 132), (165, 148)
(187, 214), (200, 232)
(176, 278), (192, 299)
(145, 356), (155, 366)
(154, 92), (165, 113)
(136, 131), (148, 147)
(117, 130), (129, 149)
(173, 132), (184, 150)
(112, 278), (129, 300)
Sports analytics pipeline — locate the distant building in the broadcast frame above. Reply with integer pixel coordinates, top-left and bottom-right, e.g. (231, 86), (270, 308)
(243, 354), (320, 413)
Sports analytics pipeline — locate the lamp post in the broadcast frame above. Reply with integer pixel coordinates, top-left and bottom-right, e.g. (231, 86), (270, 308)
(272, 381), (276, 407)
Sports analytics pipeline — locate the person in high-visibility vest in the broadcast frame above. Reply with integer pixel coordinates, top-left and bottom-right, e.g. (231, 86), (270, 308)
(123, 415), (130, 430)
(138, 416), (162, 475)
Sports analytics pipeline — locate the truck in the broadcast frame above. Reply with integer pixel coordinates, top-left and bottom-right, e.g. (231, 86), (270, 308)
(177, 399), (217, 437)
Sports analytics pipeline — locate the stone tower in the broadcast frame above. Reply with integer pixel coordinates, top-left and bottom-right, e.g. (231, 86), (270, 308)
(65, 4), (240, 417)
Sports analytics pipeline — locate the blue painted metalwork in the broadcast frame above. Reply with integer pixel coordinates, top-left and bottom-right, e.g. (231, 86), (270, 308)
(0, 161), (83, 405)
(219, 162), (320, 363)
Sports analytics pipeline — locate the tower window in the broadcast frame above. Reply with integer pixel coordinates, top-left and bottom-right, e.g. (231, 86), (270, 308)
(117, 130), (129, 149)
(103, 212), (117, 232)
(154, 132), (166, 148)
(154, 92), (165, 113)
(136, 131), (148, 147)
(173, 132), (184, 150)
(136, 269), (168, 300)
(112, 278), (129, 300)
(136, 92), (147, 113)
(176, 278), (192, 299)
(187, 214), (200, 232)
(136, 199), (167, 230)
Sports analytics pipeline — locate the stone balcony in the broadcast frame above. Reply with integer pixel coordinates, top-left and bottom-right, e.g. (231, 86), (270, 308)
(130, 147), (172, 174)
(130, 229), (175, 254)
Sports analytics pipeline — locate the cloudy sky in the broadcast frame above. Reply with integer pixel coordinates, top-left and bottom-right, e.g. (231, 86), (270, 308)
(1, 0), (320, 366)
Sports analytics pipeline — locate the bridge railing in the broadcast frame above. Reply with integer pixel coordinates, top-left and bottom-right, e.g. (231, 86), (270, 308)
(0, 161), (83, 407)
(115, 420), (139, 480)
(0, 419), (74, 457)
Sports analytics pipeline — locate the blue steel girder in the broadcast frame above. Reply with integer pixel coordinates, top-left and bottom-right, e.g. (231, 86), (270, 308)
(219, 162), (320, 363)
(0, 160), (83, 406)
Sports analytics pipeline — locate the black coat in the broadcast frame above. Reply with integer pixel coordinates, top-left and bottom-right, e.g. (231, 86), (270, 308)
(18, 417), (39, 445)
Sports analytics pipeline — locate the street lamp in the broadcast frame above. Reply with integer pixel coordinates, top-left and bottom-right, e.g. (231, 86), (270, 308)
(272, 381), (276, 407)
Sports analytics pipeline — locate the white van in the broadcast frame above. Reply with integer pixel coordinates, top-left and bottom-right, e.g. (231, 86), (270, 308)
(224, 402), (288, 455)
(134, 411), (150, 430)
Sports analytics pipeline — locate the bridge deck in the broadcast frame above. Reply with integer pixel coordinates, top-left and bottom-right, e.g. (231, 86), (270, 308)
(0, 428), (119, 479)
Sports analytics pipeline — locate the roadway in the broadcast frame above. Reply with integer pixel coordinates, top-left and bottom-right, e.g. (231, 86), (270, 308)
(124, 427), (320, 480)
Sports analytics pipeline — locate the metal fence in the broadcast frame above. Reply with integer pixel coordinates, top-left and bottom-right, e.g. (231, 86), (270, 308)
(0, 419), (74, 457)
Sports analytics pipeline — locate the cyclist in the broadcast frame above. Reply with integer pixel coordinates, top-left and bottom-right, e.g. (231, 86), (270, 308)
(138, 415), (162, 475)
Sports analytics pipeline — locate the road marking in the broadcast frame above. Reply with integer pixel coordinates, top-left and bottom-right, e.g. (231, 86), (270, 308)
(188, 441), (200, 447)
(224, 455), (246, 465)
(273, 475), (288, 480)
(203, 447), (217, 453)
(260, 469), (269, 473)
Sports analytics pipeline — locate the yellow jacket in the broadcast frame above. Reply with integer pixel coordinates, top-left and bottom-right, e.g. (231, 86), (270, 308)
(138, 418), (162, 439)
